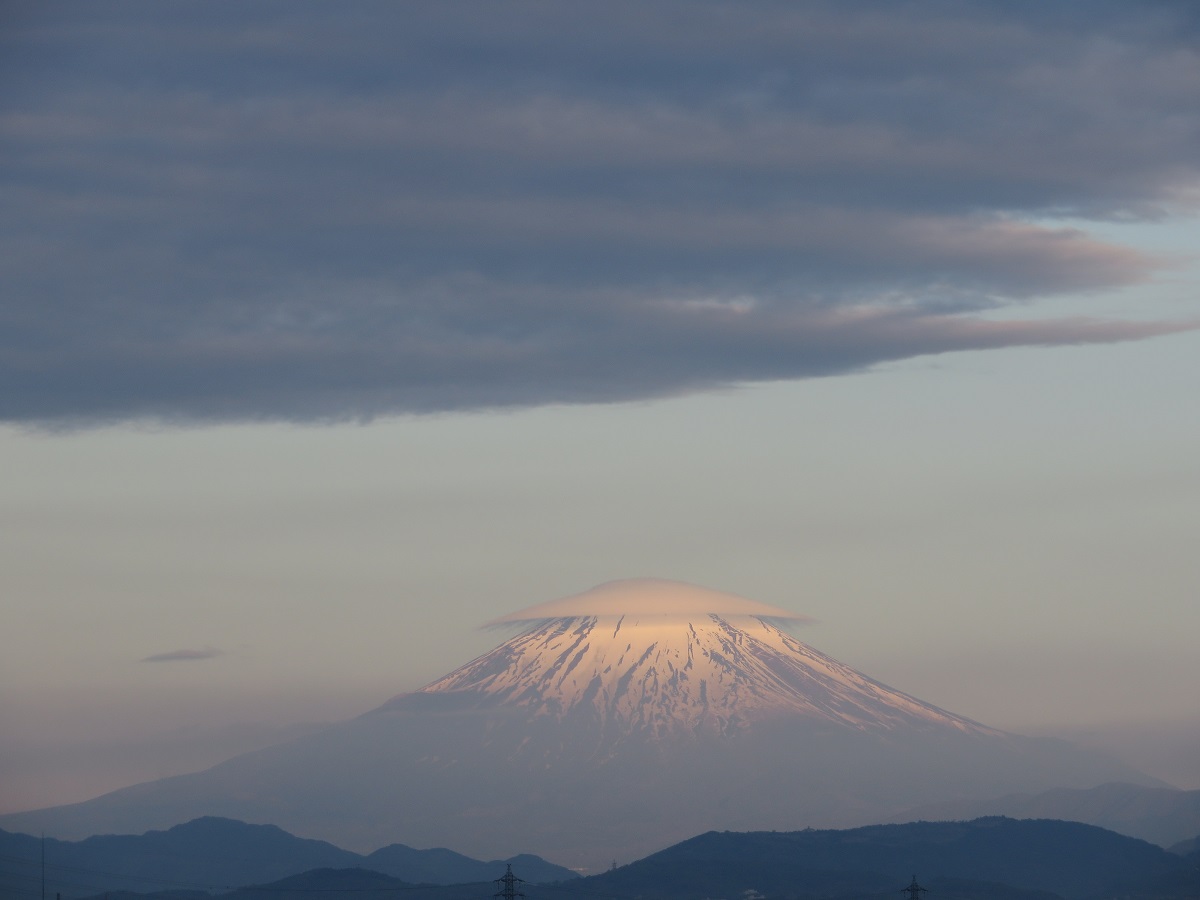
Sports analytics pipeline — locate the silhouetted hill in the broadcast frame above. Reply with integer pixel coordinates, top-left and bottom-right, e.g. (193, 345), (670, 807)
(0, 817), (575, 899)
(79, 872), (527, 900)
(1167, 834), (1200, 855)
(231, 867), (419, 900)
(0, 817), (358, 897)
(572, 818), (1187, 900)
(894, 783), (1200, 847)
(848, 878), (1063, 900)
(21, 816), (1198, 900)
(78, 870), (425, 900)
(366, 845), (576, 883)
(1135, 862), (1200, 900)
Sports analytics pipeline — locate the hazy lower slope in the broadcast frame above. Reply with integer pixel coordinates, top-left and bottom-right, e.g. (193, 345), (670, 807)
(0, 581), (1160, 871)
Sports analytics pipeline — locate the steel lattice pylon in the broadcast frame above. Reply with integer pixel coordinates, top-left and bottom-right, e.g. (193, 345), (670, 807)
(495, 864), (526, 900)
(902, 875), (928, 900)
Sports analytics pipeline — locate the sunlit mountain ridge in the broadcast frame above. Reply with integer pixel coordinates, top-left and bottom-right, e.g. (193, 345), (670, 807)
(399, 608), (994, 738)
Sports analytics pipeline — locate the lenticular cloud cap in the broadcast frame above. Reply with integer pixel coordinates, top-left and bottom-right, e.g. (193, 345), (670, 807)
(488, 577), (812, 624)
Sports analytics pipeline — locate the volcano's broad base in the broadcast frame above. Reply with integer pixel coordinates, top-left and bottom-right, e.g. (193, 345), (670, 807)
(0, 580), (1156, 870)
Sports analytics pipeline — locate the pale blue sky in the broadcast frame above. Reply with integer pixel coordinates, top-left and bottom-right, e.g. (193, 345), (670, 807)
(2, 1), (1199, 814)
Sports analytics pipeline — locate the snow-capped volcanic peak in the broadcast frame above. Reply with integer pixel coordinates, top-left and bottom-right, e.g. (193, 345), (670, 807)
(409, 580), (993, 738)
(8, 578), (1146, 869)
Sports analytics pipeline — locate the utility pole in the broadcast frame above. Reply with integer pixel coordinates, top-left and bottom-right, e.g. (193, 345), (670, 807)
(901, 875), (927, 900)
(495, 864), (525, 900)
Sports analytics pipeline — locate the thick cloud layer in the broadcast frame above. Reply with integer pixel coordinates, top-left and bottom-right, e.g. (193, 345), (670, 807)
(1, 1), (1197, 423)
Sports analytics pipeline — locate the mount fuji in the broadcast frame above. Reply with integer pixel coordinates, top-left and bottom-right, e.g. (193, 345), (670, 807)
(408, 579), (994, 741)
(0, 579), (1157, 871)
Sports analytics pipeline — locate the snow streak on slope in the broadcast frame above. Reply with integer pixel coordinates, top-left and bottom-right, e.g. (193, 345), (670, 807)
(405, 612), (995, 738)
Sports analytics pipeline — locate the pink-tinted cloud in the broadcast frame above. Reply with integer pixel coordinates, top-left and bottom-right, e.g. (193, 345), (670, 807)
(489, 578), (817, 624)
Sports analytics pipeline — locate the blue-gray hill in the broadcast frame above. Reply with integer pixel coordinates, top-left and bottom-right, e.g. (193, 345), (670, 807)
(28, 818), (1200, 900)
(573, 818), (1190, 900)
(893, 782), (1200, 848)
(0, 817), (576, 899)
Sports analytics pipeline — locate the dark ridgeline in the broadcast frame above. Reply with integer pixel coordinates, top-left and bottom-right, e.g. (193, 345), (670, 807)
(6, 818), (1200, 900)
(892, 783), (1200, 848)
(0, 818), (575, 900)
(568, 818), (1198, 900)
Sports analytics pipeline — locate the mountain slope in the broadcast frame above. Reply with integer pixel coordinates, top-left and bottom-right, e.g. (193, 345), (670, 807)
(0, 817), (358, 897)
(405, 612), (994, 739)
(60, 820), (1200, 900)
(577, 818), (1187, 900)
(0, 817), (576, 899)
(0, 581), (1157, 871)
(893, 783), (1200, 848)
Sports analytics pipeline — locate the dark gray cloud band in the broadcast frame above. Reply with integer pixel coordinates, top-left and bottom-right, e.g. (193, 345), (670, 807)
(1, 1), (1197, 424)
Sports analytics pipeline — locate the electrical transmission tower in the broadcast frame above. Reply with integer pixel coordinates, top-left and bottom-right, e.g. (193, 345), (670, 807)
(495, 864), (525, 900)
(901, 875), (927, 900)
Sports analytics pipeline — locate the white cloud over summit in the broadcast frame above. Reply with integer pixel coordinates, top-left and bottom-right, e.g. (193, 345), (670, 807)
(487, 577), (816, 623)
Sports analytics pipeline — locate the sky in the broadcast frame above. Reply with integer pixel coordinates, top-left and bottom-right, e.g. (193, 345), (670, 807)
(2, 1), (1199, 818)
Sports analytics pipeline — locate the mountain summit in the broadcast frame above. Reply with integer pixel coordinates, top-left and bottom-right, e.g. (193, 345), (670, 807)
(0, 579), (1156, 871)
(400, 579), (991, 739)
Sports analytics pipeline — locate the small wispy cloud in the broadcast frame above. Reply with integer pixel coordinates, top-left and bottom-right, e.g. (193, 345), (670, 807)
(140, 648), (223, 663)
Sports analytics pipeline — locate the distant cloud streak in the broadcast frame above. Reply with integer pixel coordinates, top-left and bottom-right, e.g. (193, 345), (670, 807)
(1, 1), (1197, 425)
(140, 649), (223, 664)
